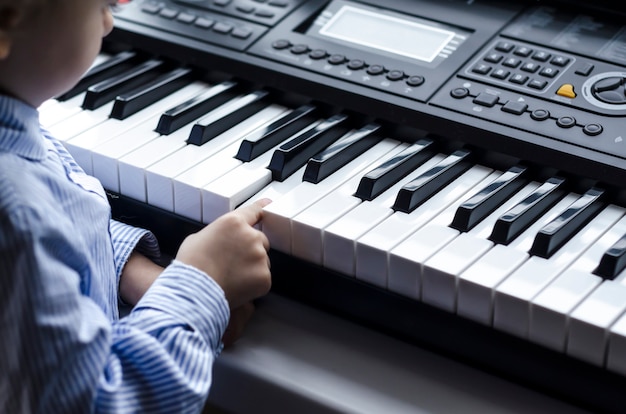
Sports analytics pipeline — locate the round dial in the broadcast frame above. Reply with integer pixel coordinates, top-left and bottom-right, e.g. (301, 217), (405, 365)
(582, 72), (626, 110)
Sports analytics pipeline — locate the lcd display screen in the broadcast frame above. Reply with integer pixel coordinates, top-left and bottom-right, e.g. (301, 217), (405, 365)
(319, 5), (456, 63)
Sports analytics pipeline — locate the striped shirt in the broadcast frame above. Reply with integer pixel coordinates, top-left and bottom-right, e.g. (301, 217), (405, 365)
(0, 95), (229, 413)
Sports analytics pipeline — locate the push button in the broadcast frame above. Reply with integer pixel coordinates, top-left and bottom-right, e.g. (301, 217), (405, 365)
(159, 8), (178, 19)
(407, 76), (425, 87)
(502, 101), (528, 115)
(347, 59), (365, 70)
(530, 109), (550, 121)
(583, 123), (603, 136)
(557, 84), (576, 98)
(387, 70), (405, 81)
(272, 39), (290, 49)
(236, 4), (255, 13)
(575, 63), (594, 76)
(290, 44), (309, 54)
(176, 13), (196, 23)
(367, 65), (386, 76)
(141, 3), (161, 13)
(255, 10), (275, 18)
(194, 17), (214, 29)
(309, 49), (327, 60)
(528, 79), (548, 90)
(450, 87), (469, 99)
(213, 22), (233, 34)
(328, 54), (346, 65)
(473, 92), (499, 107)
(556, 116), (576, 128)
(232, 27), (252, 39)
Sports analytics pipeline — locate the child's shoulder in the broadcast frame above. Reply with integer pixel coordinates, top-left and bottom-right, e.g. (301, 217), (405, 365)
(0, 153), (59, 228)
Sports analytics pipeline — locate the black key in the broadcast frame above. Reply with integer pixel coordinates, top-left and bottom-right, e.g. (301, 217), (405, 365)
(392, 149), (472, 214)
(155, 81), (240, 135)
(354, 139), (434, 201)
(529, 187), (605, 259)
(56, 51), (139, 101)
(594, 234), (626, 280)
(235, 104), (318, 162)
(187, 90), (271, 146)
(267, 114), (351, 182)
(82, 59), (166, 110)
(489, 176), (566, 245)
(450, 165), (527, 232)
(110, 67), (194, 120)
(303, 123), (382, 184)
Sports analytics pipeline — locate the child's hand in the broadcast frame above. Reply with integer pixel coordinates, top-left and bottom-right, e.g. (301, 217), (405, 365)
(176, 198), (272, 309)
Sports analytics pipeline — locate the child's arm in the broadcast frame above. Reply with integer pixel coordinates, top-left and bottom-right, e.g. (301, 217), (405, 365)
(119, 251), (163, 305)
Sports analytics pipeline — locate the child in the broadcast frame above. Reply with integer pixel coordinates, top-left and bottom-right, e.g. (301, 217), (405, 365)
(0, 0), (272, 412)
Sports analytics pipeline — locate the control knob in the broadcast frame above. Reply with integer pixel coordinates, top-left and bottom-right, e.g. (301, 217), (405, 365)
(591, 76), (626, 104)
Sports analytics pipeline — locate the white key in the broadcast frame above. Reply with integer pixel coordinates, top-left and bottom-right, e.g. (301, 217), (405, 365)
(98, 80), (233, 190)
(607, 307), (626, 375)
(420, 181), (539, 313)
(322, 150), (446, 276)
(529, 211), (626, 352)
(354, 165), (493, 288)
(173, 106), (288, 222)
(67, 82), (207, 175)
(263, 139), (401, 253)
(200, 121), (320, 224)
(388, 194), (467, 300)
(113, 81), (248, 193)
(147, 103), (284, 212)
(567, 280), (626, 366)
(90, 53), (112, 68)
(531, 270), (602, 353)
(290, 139), (406, 264)
(117, 121), (194, 200)
(456, 194), (578, 325)
(37, 99), (59, 112)
(493, 205), (624, 339)
(38, 94), (86, 129)
(47, 100), (115, 142)
(246, 165), (308, 209)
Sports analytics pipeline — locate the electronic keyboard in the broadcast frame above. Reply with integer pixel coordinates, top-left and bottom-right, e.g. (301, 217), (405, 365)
(40, 0), (626, 411)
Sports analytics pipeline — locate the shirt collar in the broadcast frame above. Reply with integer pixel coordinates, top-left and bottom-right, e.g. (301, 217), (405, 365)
(0, 95), (48, 161)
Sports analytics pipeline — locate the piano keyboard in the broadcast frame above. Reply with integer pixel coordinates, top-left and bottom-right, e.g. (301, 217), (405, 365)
(42, 50), (626, 411)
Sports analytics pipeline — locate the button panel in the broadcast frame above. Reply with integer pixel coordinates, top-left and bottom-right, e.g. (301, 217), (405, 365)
(113, 0), (271, 51)
(429, 79), (626, 159)
(172, 0), (305, 26)
(459, 36), (626, 117)
(266, 38), (432, 102)
(464, 39), (575, 95)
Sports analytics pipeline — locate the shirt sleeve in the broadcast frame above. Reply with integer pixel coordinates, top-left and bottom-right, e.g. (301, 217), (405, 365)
(109, 219), (162, 277)
(98, 261), (230, 412)
(0, 208), (230, 414)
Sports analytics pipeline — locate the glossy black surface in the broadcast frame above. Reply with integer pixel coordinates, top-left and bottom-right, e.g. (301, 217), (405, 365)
(303, 123), (382, 184)
(187, 90), (271, 146)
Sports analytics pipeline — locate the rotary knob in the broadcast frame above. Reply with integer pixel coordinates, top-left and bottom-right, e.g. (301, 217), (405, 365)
(582, 72), (626, 111)
(591, 76), (626, 104)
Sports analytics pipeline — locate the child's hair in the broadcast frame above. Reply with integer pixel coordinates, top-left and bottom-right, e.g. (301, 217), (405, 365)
(0, 1), (42, 30)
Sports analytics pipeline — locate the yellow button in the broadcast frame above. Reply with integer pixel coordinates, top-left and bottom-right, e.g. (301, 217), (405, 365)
(557, 84), (576, 98)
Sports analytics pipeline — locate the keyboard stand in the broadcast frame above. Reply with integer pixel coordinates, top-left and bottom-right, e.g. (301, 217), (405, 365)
(205, 293), (590, 414)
